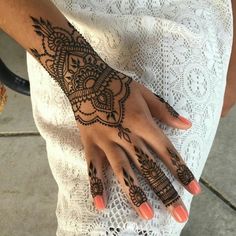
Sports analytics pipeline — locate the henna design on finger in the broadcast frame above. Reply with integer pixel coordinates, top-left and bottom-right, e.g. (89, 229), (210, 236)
(122, 167), (147, 207)
(88, 161), (104, 197)
(167, 148), (194, 185)
(118, 125), (132, 143)
(134, 146), (180, 207)
(153, 93), (179, 118)
(30, 17), (132, 143)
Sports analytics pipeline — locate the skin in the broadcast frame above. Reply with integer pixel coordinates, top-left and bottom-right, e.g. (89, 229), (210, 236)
(2, 0), (227, 223)
(221, 0), (236, 117)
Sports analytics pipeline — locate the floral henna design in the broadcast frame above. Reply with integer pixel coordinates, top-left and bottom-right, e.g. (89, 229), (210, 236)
(134, 146), (180, 207)
(167, 148), (194, 185)
(88, 161), (103, 198)
(122, 167), (147, 207)
(153, 93), (179, 118)
(30, 17), (132, 142)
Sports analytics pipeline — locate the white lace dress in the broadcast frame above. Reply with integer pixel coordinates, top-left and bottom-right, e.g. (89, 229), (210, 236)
(26, 0), (233, 235)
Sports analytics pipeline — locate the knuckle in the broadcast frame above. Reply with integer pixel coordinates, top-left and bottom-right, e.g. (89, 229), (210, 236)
(156, 182), (180, 207)
(130, 113), (148, 127)
(137, 113), (148, 123)
(112, 163), (124, 175)
(112, 159), (130, 175)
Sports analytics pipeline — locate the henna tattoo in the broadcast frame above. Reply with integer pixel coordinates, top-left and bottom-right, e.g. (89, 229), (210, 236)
(30, 16), (132, 142)
(153, 93), (179, 118)
(122, 167), (147, 207)
(88, 161), (103, 198)
(29, 17), (188, 213)
(118, 125), (131, 143)
(134, 146), (180, 207)
(167, 148), (194, 185)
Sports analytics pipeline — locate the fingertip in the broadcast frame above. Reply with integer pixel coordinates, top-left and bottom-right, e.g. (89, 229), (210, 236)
(94, 195), (106, 210)
(139, 201), (154, 220)
(172, 205), (189, 223)
(186, 179), (202, 195)
(178, 116), (192, 127)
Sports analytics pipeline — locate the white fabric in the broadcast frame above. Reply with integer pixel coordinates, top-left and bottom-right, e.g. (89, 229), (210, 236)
(26, 0), (233, 235)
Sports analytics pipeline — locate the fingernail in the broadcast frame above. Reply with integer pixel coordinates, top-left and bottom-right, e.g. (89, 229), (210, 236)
(188, 179), (201, 195)
(139, 202), (154, 220)
(94, 195), (105, 210)
(172, 205), (189, 223)
(178, 115), (192, 126)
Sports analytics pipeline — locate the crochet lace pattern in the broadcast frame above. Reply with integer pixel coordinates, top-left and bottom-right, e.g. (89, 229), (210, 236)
(26, 0), (233, 235)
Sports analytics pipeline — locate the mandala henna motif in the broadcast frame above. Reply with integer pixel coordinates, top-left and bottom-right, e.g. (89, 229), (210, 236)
(167, 148), (194, 185)
(30, 17), (132, 142)
(134, 146), (180, 207)
(153, 93), (179, 118)
(88, 161), (103, 198)
(122, 167), (147, 207)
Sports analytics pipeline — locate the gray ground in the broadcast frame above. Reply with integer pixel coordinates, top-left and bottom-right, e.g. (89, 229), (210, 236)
(0, 30), (236, 236)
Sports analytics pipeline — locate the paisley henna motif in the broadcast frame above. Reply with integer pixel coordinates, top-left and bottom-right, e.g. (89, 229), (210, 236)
(167, 147), (194, 185)
(122, 167), (147, 207)
(88, 161), (103, 198)
(30, 16), (132, 142)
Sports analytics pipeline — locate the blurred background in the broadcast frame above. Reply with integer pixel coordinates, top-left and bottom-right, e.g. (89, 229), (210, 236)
(0, 30), (236, 236)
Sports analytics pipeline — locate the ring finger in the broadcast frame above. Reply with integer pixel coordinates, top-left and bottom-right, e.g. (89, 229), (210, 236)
(103, 142), (155, 220)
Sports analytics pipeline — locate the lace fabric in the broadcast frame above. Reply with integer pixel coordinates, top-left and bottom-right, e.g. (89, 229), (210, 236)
(26, 0), (233, 235)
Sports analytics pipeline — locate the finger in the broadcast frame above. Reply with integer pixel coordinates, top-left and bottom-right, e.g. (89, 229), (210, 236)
(85, 144), (107, 211)
(103, 143), (154, 220)
(136, 120), (201, 196)
(138, 83), (192, 129)
(165, 146), (201, 194)
(119, 139), (189, 223)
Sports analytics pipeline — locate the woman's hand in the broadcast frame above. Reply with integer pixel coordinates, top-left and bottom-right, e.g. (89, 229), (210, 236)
(28, 16), (202, 223)
(77, 77), (201, 223)
(0, 0), (202, 224)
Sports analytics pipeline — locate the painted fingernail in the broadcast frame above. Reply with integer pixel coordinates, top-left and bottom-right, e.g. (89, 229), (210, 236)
(172, 205), (189, 223)
(188, 179), (201, 195)
(178, 115), (192, 126)
(94, 195), (105, 210)
(139, 202), (154, 220)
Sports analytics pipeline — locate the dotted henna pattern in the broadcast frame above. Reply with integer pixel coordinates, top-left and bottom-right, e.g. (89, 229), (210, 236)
(122, 167), (147, 207)
(167, 147), (194, 185)
(30, 16), (132, 142)
(88, 161), (103, 198)
(134, 146), (180, 207)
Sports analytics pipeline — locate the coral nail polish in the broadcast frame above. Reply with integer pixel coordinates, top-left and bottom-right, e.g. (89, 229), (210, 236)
(139, 202), (154, 220)
(178, 116), (192, 126)
(172, 205), (189, 223)
(94, 195), (105, 210)
(188, 179), (202, 195)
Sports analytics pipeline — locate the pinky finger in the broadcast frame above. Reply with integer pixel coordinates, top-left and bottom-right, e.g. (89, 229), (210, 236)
(85, 147), (107, 211)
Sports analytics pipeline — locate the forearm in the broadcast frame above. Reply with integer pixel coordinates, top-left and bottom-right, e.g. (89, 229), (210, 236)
(0, 0), (73, 51)
(0, 0), (111, 113)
